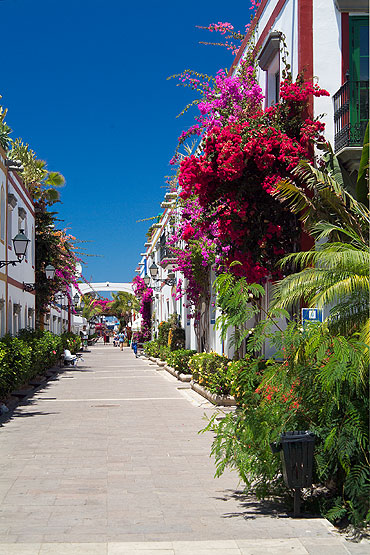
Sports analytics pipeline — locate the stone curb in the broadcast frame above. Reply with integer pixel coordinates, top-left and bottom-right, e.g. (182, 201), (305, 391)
(155, 358), (166, 367)
(191, 380), (237, 406)
(164, 364), (192, 382)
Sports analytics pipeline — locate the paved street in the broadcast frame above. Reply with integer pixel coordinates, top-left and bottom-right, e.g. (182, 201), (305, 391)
(0, 345), (368, 554)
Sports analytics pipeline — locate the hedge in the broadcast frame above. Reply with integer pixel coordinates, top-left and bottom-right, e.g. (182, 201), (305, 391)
(0, 329), (81, 400)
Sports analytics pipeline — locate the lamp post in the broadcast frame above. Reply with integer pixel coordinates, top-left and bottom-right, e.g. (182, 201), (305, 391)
(24, 264), (56, 292)
(149, 261), (176, 286)
(45, 264), (56, 280)
(0, 230), (30, 268)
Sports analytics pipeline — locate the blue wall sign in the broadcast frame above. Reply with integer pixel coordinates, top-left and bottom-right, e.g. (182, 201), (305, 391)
(301, 308), (323, 326)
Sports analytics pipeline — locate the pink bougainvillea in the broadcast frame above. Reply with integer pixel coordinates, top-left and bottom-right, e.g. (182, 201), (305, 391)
(132, 276), (153, 341)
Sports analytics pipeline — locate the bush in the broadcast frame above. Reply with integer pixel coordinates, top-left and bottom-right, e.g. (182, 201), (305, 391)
(61, 332), (81, 354)
(189, 352), (231, 395)
(0, 329), (70, 400)
(166, 349), (196, 374)
(158, 316), (186, 351)
(18, 329), (63, 373)
(143, 340), (161, 358)
(0, 336), (32, 397)
(168, 327), (185, 351)
(203, 321), (370, 526)
(229, 356), (267, 407)
(158, 345), (170, 361)
(158, 321), (171, 346)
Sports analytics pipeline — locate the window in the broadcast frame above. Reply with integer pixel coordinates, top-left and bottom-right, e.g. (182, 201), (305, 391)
(7, 205), (12, 248)
(258, 31), (281, 108)
(350, 16), (369, 130)
(265, 55), (280, 107)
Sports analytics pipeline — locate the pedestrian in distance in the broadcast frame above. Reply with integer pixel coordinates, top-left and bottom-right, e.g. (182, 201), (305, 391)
(118, 331), (125, 351)
(132, 340), (138, 357)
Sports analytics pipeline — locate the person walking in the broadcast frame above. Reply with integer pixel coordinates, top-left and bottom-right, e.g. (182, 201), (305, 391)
(118, 331), (125, 351)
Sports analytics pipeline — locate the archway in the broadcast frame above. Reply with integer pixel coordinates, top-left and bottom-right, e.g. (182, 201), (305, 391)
(79, 282), (133, 296)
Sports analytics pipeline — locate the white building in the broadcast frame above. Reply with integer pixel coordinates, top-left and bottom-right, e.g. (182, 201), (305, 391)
(233, 0), (368, 173)
(138, 0), (368, 355)
(0, 146), (36, 336)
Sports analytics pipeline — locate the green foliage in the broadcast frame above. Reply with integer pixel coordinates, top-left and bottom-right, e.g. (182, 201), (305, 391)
(356, 123), (369, 205)
(106, 292), (138, 325)
(143, 340), (161, 358)
(0, 100), (12, 149)
(166, 349), (196, 374)
(273, 158), (370, 350)
(202, 318), (370, 525)
(8, 139), (65, 203)
(158, 321), (171, 346)
(60, 332), (81, 354)
(0, 329), (72, 399)
(188, 352), (231, 395)
(159, 345), (171, 361)
(214, 268), (287, 357)
(158, 315), (186, 351)
(0, 336), (32, 398)
(229, 356), (267, 407)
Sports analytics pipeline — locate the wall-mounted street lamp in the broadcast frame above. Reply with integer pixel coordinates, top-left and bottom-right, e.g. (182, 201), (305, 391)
(143, 274), (151, 286)
(23, 264), (56, 292)
(149, 262), (176, 286)
(0, 230), (30, 269)
(45, 264), (56, 280)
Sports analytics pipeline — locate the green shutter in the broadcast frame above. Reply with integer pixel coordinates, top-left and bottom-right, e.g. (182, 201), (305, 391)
(350, 17), (369, 130)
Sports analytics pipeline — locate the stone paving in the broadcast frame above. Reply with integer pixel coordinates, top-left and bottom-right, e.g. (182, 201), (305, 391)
(0, 345), (368, 554)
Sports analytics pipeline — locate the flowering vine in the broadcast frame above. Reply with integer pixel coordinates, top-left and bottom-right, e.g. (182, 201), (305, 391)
(132, 276), (153, 342)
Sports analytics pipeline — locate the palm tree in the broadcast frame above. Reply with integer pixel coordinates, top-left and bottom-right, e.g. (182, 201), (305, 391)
(271, 153), (369, 346)
(109, 292), (139, 329)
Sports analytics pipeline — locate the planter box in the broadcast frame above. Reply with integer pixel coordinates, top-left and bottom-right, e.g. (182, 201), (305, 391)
(164, 365), (192, 382)
(190, 380), (236, 406)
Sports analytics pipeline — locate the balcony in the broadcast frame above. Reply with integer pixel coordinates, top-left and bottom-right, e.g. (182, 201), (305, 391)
(159, 245), (176, 269)
(333, 78), (369, 172)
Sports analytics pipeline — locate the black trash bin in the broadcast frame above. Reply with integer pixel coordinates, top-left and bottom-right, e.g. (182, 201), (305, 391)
(280, 431), (315, 489)
(272, 431), (315, 516)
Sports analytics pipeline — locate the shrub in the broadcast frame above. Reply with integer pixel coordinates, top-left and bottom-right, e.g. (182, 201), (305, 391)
(159, 345), (170, 361)
(203, 320), (370, 525)
(143, 340), (161, 358)
(158, 316), (186, 351)
(168, 327), (185, 351)
(189, 352), (231, 395)
(18, 329), (63, 373)
(229, 356), (267, 407)
(61, 332), (81, 354)
(158, 321), (171, 346)
(0, 329), (68, 400)
(166, 349), (196, 374)
(0, 336), (32, 397)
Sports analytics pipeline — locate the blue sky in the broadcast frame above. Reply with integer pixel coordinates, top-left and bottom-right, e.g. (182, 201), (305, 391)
(0, 0), (252, 284)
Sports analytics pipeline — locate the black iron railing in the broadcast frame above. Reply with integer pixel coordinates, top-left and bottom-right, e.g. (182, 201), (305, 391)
(333, 78), (369, 152)
(160, 245), (175, 261)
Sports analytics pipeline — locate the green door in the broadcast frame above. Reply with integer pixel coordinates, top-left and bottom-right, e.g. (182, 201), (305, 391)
(350, 17), (369, 143)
